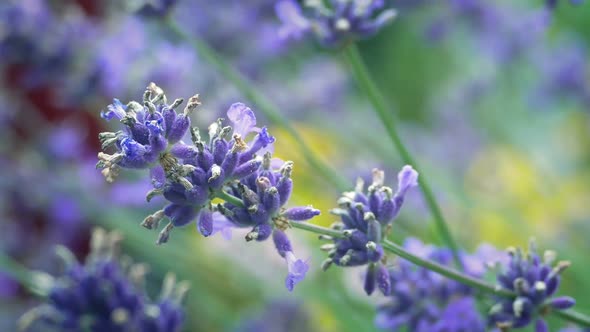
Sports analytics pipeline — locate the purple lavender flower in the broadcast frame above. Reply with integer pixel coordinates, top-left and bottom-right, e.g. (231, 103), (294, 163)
(97, 85), (321, 290)
(488, 240), (575, 331)
(97, 83), (200, 184)
(19, 229), (187, 332)
(320, 166), (418, 295)
(375, 238), (501, 331)
(275, 0), (397, 46)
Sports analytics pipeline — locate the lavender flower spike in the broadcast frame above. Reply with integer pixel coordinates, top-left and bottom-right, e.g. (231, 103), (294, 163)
(321, 166), (418, 295)
(488, 239), (575, 330)
(97, 84), (285, 244)
(276, 0), (397, 46)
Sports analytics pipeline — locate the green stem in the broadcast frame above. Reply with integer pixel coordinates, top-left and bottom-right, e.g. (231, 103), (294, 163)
(163, 18), (350, 192)
(216, 190), (244, 207)
(343, 43), (462, 269)
(554, 310), (590, 327)
(290, 221), (346, 238)
(0, 252), (52, 297)
(289, 222), (590, 327)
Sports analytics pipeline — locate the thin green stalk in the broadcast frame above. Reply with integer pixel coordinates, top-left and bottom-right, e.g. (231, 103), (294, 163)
(288, 222), (590, 327)
(343, 43), (462, 269)
(163, 18), (350, 192)
(0, 252), (52, 297)
(290, 221), (346, 238)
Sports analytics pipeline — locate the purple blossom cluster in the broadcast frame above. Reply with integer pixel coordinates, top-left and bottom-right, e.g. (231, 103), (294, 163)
(489, 241), (575, 331)
(97, 83), (320, 291)
(320, 166), (418, 295)
(275, 0), (397, 46)
(20, 229), (186, 332)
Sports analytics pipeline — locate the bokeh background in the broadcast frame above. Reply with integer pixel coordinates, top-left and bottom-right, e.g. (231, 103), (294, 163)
(1, 0), (589, 331)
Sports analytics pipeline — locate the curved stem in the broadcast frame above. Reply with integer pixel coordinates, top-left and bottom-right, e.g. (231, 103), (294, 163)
(342, 44), (462, 269)
(163, 18), (350, 192)
(289, 222), (590, 327)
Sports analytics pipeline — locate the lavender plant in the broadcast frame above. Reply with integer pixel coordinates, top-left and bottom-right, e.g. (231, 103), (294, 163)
(19, 228), (187, 332)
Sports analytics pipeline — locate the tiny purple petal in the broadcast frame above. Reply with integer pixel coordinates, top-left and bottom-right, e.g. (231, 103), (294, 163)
(100, 99), (126, 121)
(396, 165), (419, 196)
(227, 103), (257, 138)
(285, 251), (309, 292)
(210, 212), (234, 240)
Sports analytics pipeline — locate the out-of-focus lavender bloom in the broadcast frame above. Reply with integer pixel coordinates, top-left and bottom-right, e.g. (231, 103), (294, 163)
(19, 229), (187, 332)
(488, 240), (575, 330)
(275, 0), (397, 46)
(375, 238), (507, 331)
(234, 300), (311, 332)
(174, 0), (290, 75)
(533, 42), (590, 108)
(320, 166), (418, 295)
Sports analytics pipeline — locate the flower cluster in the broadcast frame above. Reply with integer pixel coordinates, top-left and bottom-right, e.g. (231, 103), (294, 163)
(97, 83), (320, 291)
(275, 0), (397, 46)
(375, 238), (502, 331)
(320, 166), (418, 295)
(489, 241), (575, 331)
(19, 228), (187, 332)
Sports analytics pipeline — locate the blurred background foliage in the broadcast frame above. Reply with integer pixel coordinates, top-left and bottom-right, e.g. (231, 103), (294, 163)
(0, 0), (589, 331)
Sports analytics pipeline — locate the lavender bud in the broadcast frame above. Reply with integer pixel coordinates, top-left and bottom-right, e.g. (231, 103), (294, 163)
(283, 206), (321, 221)
(197, 211), (213, 237)
(364, 264), (376, 295)
(232, 159), (262, 179)
(550, 296), (575, 309)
